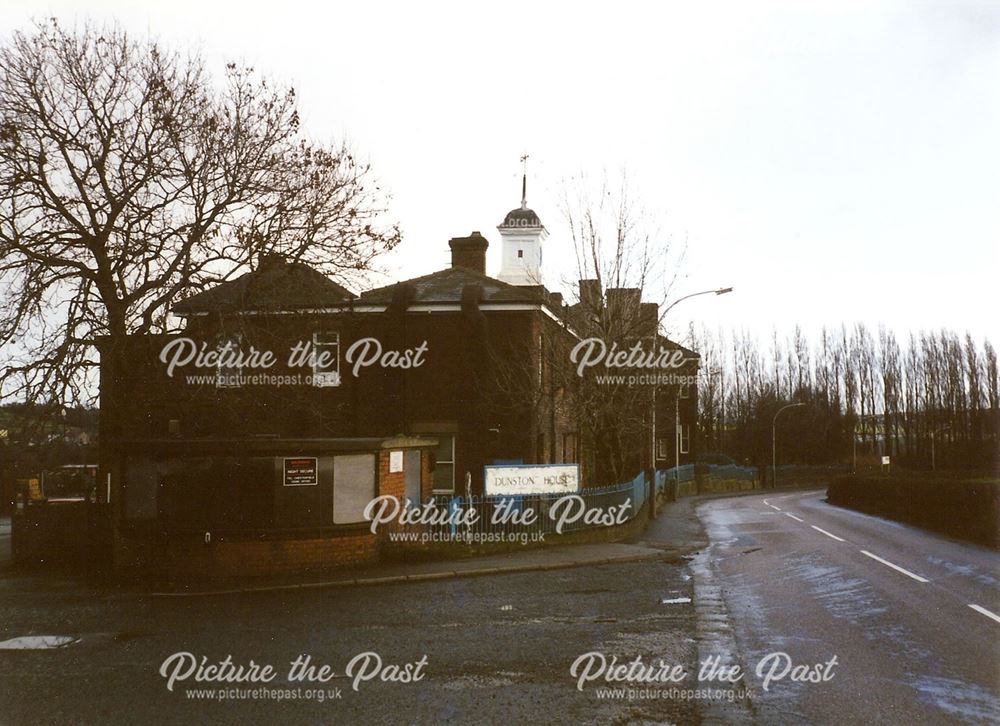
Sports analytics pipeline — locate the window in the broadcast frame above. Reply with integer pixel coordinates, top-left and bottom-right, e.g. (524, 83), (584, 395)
(215, 332), (243, 388)
(538, 334), (544, 387)
(679, 425), (690, 455)
(312, 332), (341, 387)
(562, 433), (577, 463)
(432, 434), (455, 493)
(517, 249), (524, 259)
(657, 437), (669, 460)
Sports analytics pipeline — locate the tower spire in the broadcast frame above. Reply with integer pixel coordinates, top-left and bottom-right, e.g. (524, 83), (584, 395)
(520, 152), (529, 210)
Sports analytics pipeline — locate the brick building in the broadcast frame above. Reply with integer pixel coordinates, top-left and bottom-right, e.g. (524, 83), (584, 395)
(97, 185), (698, 579)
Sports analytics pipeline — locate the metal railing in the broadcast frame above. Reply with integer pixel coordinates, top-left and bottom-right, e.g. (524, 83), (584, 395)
(387, 473), (648, 545)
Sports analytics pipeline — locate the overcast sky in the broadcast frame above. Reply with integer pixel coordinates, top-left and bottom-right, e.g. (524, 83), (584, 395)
(3, 0), (997, 345)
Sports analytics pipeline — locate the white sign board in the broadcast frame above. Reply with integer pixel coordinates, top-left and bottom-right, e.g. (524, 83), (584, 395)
(389, 450), (404, 473)
(881, 456), (890, 465)
(484, 464), (580, 496)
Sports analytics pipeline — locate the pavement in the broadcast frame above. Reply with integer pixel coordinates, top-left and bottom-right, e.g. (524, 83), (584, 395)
(149, 540), (673, 597)
(148, 490), (725, 597)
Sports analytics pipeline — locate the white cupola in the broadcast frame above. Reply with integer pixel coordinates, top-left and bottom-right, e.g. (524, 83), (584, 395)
(496, 170), (547, 286)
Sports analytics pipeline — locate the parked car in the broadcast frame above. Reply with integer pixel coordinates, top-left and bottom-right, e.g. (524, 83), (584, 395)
(40, 464), (97, 503)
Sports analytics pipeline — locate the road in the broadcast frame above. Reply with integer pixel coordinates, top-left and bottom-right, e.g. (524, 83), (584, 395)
(695, 489), (1000, 724)
(0, 554), (700, 724)
(1, 492), (998, 724)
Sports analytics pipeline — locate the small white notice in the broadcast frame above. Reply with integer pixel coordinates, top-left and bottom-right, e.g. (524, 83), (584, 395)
(484, 464), (579, 496)
(881, 456), (890, 465)
(389, 450), (404, 473)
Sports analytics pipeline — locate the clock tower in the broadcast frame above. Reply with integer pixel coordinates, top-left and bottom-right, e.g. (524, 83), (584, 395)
(497, 160), (547, 286)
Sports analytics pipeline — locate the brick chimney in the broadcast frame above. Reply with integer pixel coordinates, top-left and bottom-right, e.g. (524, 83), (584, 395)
(449, 231), (489, 275)
(578, 278), (603, 313)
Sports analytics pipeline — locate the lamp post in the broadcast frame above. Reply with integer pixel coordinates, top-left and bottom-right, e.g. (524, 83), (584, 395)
(651, 287), (733, 508)
(772, 402), (805, 488)
(930, 423), (950, 471)
(661, 287), (734, 318)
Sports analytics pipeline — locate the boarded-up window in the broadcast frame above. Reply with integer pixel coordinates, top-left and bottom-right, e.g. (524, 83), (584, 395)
(333, 454), (375, 524)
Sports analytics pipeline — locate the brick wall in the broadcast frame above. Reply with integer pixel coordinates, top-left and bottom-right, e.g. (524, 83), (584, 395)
(378, 450), (405, 501)
(422, 450), (432, 499)
(116, 530), (378, 584)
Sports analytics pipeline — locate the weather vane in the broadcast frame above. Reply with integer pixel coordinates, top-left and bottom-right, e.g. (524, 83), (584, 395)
(520, 153), (529, 209)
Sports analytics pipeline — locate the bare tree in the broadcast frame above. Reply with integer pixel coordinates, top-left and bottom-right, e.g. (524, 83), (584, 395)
(558, 172), (689, 483)
(0, 20), (400, 421)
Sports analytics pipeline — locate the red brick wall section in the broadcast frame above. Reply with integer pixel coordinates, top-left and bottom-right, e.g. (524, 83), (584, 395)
(121, 532), (380, 582)
(422, 450), (433, 500)
(379, 450), (405, 501)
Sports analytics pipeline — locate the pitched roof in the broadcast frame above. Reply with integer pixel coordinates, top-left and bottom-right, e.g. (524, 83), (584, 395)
(172, 256), (356, 314)
(357, 266), (549, 306)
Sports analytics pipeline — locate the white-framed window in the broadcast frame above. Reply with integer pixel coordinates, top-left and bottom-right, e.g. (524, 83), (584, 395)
(432, 434), (455, 493)
(312, 332), (341, 387)
(679, 425), (690, 455)
(215, 332), (243, 388)
(657, 437), (669, 460)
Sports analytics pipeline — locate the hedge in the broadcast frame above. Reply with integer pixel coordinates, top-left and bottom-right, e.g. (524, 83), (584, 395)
(827, 475), (1000, 547)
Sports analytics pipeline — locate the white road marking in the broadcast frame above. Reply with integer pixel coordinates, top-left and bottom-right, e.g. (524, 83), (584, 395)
(811, 525), (845, 542)
(968, 604), (1000, 624)
(860, 550), (930, 583)
(784, 512), (804, 522)
(767, 504), (782, 511)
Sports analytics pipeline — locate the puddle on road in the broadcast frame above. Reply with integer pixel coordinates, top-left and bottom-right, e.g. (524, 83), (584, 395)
(910, 674), (1000, 724)
(0, 635), (78, 650)
(441, 673), (521, 690)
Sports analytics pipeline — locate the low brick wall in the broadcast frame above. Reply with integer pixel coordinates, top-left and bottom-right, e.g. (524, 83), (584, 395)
(827, 475), (1000, 547)
(114, 528), (379, 584)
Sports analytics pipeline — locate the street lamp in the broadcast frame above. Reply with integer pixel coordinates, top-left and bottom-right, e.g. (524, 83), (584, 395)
(660, 287), (734, 318)
(772, 402), (805, 489)
(650, 287), (734, 510)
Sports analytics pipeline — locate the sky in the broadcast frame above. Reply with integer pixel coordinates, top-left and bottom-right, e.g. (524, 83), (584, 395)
(2, 0), (997, 346)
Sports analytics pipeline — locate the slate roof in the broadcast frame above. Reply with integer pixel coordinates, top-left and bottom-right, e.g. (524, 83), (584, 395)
(357, 266), (549, 306)
(172, 256), (356, 314)
(499, 206), (544, 228)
